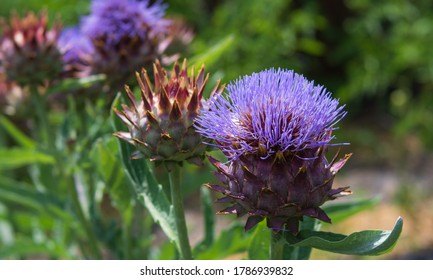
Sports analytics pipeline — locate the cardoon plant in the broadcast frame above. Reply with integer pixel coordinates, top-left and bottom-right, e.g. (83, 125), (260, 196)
(0, 11), (63, 87)
(80, 0), (170, 89)
(196, 68), (402, 259)
(0, 11), (64, 146)
(114, 59), (223, 165)
(114, 59), (224, 259)
(196, 68), (351, 232)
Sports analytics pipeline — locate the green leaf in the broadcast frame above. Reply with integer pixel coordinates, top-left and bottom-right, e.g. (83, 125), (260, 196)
(0, 176), (73, 222)
(89, 136), (131, 211)
(296, 217), (321, 260)
(195, 222), (252, 260)
(45, 74), (106, 96)
(289, 216), (403, 256)
(152, 240), (178, 260)
(0, 115), (35, 148)
(248, 221), (270, 260)
(323, 197), (381, 223)
(0, 148), (55, 170)
(189, 34), (235, 70)
(0, 239), (71, 259)
(248, 218), (322, 260)
(194, 187), (215, 252)
(110, 95), (178, 245)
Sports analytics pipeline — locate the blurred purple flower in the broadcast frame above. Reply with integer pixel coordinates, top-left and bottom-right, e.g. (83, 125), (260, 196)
(81, 0), (169, 49)
(77, 0), (171, 88)
(58, 27), (93, 64)
(58, 27), (94, 77)
(195, 69), (352, 233)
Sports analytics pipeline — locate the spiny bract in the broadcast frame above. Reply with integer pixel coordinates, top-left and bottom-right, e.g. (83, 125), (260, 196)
(0, 11), (63, 87)
(114, 59), (224, 165)
(195, 68), (352, 234)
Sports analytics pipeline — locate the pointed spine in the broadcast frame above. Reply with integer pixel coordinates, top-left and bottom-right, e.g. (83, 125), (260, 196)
(124, 85), (139, 114)
(158, 85), (172, 115)
(169, 100), (182, 121)
(187, 87), (199, 113)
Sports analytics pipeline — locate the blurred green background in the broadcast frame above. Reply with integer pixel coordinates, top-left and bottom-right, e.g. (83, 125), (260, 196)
(1, 0), (433, 259)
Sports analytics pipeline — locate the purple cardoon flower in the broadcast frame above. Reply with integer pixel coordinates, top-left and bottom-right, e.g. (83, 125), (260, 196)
(82, 0), (168, 49)
(195, 69), (352, 234)
(58, 27), (94, 77)
(80, 0), (170, 88)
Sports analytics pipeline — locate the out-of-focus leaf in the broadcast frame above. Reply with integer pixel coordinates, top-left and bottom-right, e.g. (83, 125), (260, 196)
(0, 176), (73, 222)
(90, 136), (131, 211)
(189, 34), (235, 70)
(111, 94), (178, 246)
(194, 187), (215, 253)
(0, 239), (71, 259)
(0, 0), (89, 25)
(0, 148), (55, 169)
(323, 197), (381, 224)
(0, 116), (35, 148)
(288, 217), (403, 256)
(152, 240), (177, 260)
(248, 221), (270, 260)
(45, 75), (106, 96)
(195, 222), (251, 260)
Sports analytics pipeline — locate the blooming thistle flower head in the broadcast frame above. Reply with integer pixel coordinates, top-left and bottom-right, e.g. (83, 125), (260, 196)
(195, 68), (352, 234)
(0, 11), (63, 87)
(80, 0), (170, 87)
(114, 59), (224, 165)
(58, 27), (94, 78)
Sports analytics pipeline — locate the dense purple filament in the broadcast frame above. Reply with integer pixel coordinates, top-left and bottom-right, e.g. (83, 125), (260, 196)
(195, 68), (346, 160)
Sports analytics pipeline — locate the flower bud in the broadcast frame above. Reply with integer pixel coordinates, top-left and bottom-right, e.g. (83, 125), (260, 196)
(114, 59), (224, 165)
(0, 11), (63, 87)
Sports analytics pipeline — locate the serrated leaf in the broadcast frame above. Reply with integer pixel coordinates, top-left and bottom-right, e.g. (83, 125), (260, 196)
(289, 216), (403, 256)
(323, 197), (381, 223)
(110, 94), (178, 245)
(0, 148), (55, 170)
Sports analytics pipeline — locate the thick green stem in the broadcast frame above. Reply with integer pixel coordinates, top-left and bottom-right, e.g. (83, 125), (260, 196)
(30, 86), (53, 148)
(167, 164), (192, 260)
(69, 175), (102, 259)
(270, 230), (285, 260)
(270, 228), (301, 260)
